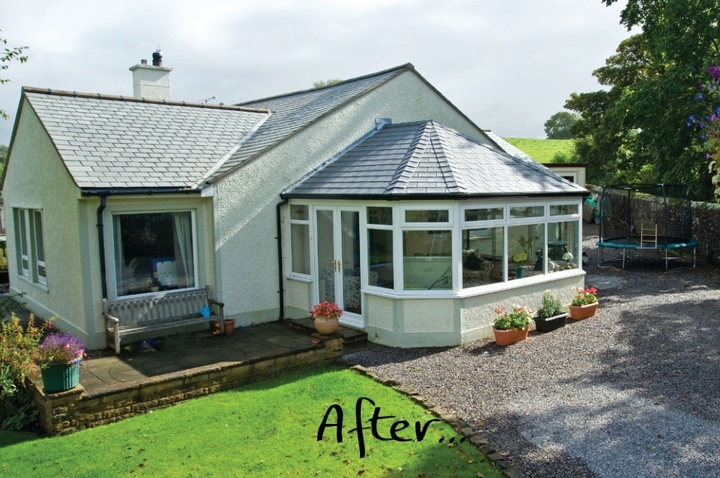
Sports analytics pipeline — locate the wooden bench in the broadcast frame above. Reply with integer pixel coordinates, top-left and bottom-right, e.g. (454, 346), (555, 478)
(103, 286), (225, 354)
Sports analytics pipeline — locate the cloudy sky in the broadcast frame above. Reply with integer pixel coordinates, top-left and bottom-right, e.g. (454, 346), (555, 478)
(0, 0), (634, 146)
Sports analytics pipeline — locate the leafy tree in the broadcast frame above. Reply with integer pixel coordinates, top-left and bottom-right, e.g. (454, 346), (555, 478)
(566, 1), (720, 200)
(312, 79), (342, 88)
(544, 111), (579, 139)
(1, 30), (28, 120)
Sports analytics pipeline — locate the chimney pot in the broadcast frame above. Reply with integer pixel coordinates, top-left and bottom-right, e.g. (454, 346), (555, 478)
(152, 49), (162, 67)
(141, 59), (147, 65)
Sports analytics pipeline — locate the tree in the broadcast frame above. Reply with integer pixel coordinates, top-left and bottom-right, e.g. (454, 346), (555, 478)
(565, 1), (720, 200)
(1, 30), (28, 120)
(544, 111), (579, 139)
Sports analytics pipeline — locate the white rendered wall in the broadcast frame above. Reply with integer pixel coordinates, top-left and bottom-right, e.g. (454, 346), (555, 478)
(3, 101), (90, 341)
(213, 69), (492, 325)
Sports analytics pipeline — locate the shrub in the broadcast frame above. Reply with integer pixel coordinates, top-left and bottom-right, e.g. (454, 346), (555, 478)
(537, 291), (564, 319)
(0, 313), (53, 431)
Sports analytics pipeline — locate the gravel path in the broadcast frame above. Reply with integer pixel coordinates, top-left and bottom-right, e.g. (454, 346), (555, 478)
(345, 224), (720, 477)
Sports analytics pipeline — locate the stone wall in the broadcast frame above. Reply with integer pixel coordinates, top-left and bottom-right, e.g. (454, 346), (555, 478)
(34, 334), (343, 436)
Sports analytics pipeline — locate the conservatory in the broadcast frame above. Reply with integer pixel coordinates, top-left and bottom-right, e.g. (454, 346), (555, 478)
(281, 121), (588, 347)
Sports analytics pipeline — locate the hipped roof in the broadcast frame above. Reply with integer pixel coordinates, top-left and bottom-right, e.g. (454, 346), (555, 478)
(283, 121), (586, 199)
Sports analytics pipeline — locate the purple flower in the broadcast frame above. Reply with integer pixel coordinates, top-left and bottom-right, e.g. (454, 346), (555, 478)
(696, 92), (704, 100)
(707, 66), (720, 81)
(39, 332), (85, 364)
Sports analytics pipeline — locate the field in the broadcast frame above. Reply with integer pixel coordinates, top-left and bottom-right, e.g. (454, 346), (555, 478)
(503, 137), (575, 163)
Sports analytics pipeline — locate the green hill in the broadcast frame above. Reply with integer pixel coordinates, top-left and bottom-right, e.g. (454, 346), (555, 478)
(503, 138), (576, 163)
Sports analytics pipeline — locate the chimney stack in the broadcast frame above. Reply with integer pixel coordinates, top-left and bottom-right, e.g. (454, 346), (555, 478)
(130, 49), (172, 100)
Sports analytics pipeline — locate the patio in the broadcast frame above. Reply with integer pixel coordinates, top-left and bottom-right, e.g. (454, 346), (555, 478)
(32, 320), (369, 435)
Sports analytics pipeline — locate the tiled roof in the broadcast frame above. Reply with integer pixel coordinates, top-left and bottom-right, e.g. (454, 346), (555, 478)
(283, 121), (587, 198)
(23, 88), (269, 190)
(205, 64), (409, 181)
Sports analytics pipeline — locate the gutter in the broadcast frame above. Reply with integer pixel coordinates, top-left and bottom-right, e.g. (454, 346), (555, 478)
(276, 198), (289, 321)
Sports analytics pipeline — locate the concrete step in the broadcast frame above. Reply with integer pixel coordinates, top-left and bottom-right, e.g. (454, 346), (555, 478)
(284, 317), (368, 345)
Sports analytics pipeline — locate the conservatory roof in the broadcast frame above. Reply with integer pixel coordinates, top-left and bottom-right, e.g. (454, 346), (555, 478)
(282, 120), (588, 199)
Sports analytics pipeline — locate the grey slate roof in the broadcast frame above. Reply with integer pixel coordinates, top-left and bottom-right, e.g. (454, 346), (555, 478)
(205, 64), (409, 182)
(283, 121), (587, 198)
(23, 88), (269, 190)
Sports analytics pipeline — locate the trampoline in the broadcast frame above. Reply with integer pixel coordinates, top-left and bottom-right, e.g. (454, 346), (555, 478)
(597, 184), (697, 269)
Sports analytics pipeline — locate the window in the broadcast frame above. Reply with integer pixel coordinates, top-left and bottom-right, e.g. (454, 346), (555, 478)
(403, 230), (452, 290)
(367, 207), (393, 289)
(33, 211), (46, 284)
(15, 209), (29, 277)
(290, 206), (310, 275)
(113, 212), (195, 296)
(13, 208), (45, 284)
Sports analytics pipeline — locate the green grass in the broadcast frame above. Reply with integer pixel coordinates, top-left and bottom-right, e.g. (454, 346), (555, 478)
(504, 137), (576, 163)
(0, 367), (503, 477)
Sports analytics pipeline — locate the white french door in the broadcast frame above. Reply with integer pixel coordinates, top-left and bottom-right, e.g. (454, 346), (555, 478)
(315, 207), (364, 328)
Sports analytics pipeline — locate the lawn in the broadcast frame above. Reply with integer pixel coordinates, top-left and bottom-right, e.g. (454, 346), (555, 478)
(503, 137), (575, 163)
(0, 366), (503, 477)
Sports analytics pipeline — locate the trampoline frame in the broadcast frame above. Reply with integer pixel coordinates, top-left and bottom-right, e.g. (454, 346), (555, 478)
(596, 184), (697, 269)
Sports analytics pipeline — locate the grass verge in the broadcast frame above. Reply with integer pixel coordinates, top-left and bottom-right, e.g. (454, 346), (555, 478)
(0, 366), (503, 477)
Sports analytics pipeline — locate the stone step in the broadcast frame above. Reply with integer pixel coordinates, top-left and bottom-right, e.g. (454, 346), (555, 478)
(285, 317), (368, 344)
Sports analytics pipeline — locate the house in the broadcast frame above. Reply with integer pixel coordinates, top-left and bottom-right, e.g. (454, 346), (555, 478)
(1, 56), (588, 349)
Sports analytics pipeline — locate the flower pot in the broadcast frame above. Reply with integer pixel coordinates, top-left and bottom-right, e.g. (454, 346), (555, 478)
(568, 302), (598, 320)
(41, 358), (81, 393)
(534, 313), (568, 333)
(493, 326), (529, 346)
(224, 319), (236, 334)
(314, 315), (339, 335)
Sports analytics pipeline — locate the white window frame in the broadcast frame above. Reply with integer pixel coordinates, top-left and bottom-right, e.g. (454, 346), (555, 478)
(106, 207), (199, 300)
(33, 210), (47, 285)
(288, 204), (311, 278)
(14, 208), (46, 286)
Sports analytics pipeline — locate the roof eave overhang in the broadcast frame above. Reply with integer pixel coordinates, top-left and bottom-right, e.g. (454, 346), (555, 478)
(81, 187), (202, 197)
(280, 190), (590, 201)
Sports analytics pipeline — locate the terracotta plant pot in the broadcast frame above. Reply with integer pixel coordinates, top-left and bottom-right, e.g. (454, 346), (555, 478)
(314, 316), (339, 335)
(224, 319), (236, 334)
(534, 313), (568, 333)
(568, 302), (598, 320)
(493, 326), (529, 346)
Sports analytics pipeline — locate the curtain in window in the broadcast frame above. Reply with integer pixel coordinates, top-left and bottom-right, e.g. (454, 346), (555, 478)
(173, 212), (194, 288)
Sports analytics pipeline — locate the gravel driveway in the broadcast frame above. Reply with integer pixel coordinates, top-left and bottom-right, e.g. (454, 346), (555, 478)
(346, 224), (720, 477)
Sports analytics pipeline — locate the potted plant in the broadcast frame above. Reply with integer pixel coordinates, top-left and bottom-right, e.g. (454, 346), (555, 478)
(148, 274), (161, 292)
(568, 286), (599, 320)
(310, 301), (343, 335)
(493, 305), (533, 346)
(37, 332), (86, 393)
(534, 290), (568, 333)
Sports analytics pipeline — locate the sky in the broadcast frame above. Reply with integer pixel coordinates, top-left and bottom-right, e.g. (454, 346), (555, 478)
(0, 0), (634, 147)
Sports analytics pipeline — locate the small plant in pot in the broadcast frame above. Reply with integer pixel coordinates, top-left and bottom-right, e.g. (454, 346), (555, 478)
(493, 305), (533, 346)
(534, 290), (568, 333)
(568, 286), (599, 320)
(310, 301), (343, 335)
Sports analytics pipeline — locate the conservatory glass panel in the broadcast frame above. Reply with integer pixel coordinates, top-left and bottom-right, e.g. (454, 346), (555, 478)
(402, 230), (452, 290)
